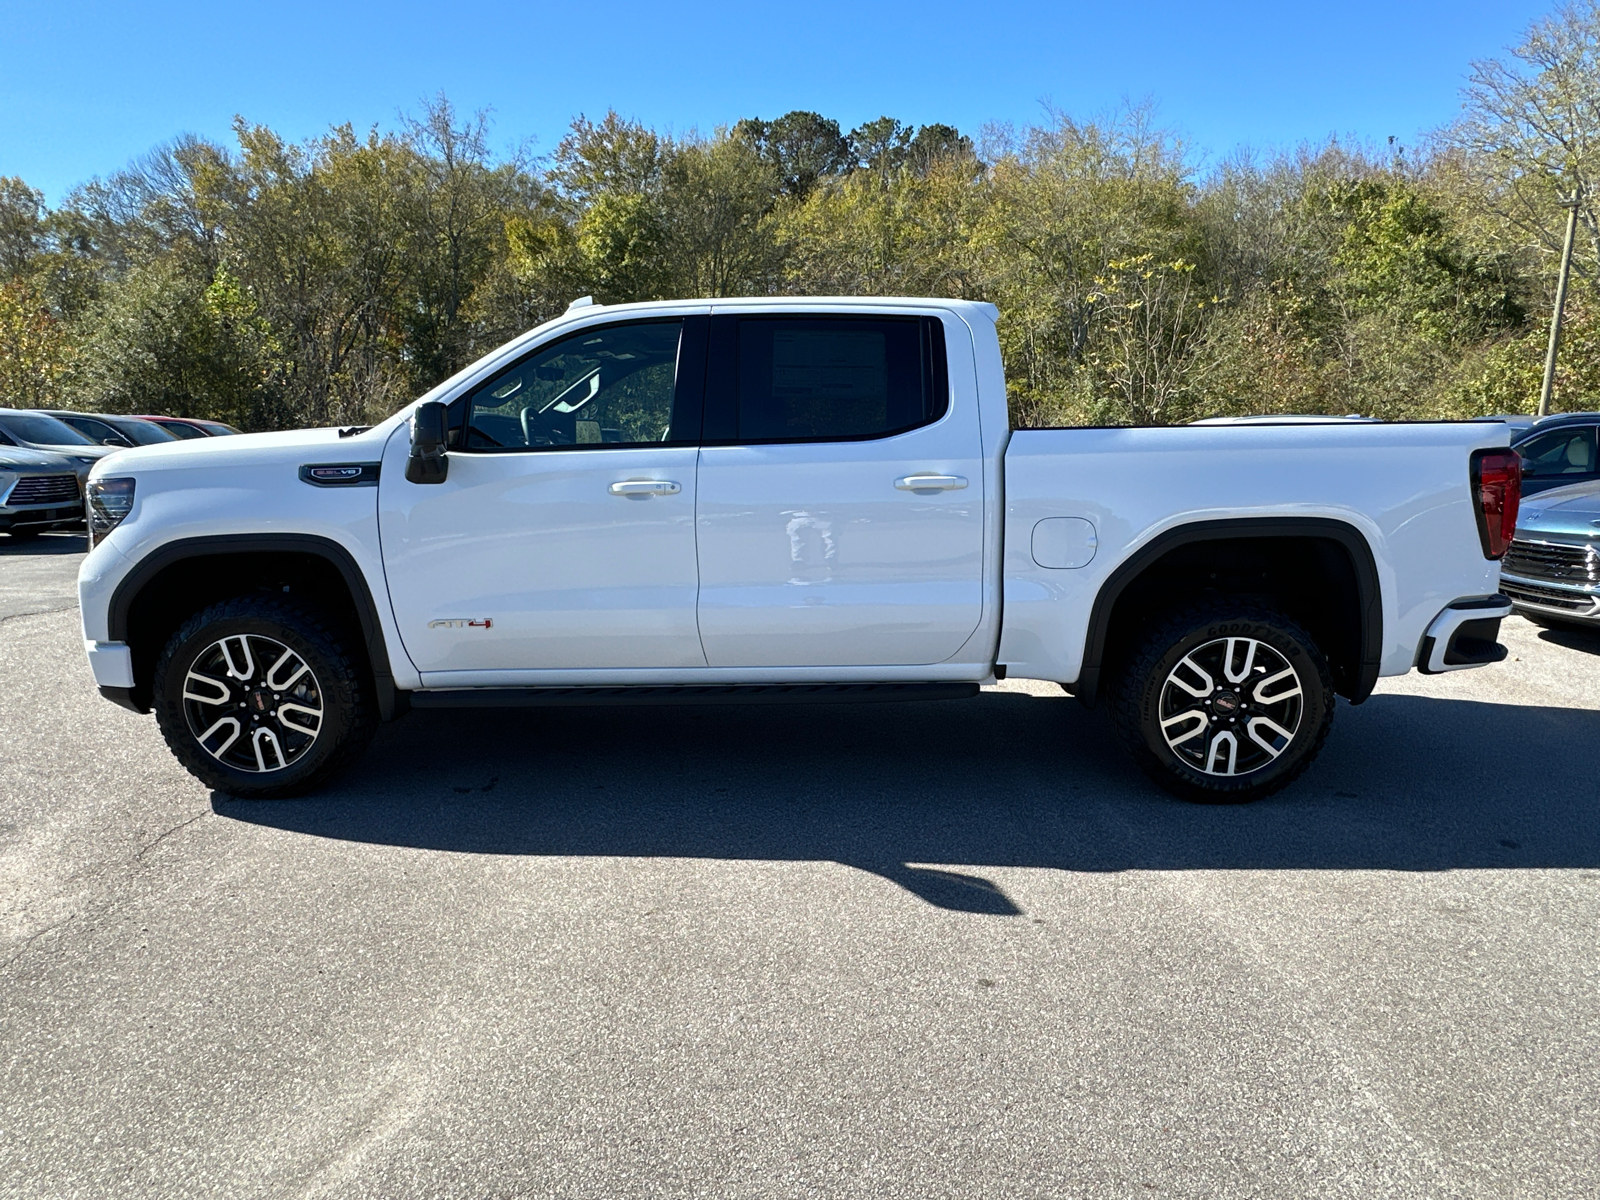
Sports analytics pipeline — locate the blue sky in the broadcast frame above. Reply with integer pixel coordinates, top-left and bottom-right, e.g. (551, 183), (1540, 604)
(1, 0), (1556, 202)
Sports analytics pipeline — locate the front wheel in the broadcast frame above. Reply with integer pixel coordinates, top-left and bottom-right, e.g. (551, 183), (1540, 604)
(153, 595), (376, 798)
(1109, 601), (1335, 803)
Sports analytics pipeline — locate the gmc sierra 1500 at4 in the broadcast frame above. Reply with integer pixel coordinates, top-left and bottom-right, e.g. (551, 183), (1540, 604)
(77, 297), (1521, 802)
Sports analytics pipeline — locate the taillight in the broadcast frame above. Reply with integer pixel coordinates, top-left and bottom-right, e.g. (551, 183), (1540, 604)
(1470, 449), (1520, 560)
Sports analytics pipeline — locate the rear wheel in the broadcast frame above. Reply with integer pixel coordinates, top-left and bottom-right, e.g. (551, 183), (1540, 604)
(152, 595), (376, 798)
(1109, 601), (1335, 803)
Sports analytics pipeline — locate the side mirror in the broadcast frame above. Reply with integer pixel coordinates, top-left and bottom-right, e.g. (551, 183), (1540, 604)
(104, 437), (133, 448)
(406, 401), (449, 484)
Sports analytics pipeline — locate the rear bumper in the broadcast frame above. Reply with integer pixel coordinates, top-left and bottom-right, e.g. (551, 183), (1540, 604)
(1417, 595), (1513, 674)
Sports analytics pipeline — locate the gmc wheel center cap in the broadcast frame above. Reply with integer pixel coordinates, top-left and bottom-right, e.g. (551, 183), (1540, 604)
(1211, 691), (1240, 715)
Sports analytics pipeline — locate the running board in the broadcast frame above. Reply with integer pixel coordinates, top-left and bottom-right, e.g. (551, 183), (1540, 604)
(408, 682), (980, 708)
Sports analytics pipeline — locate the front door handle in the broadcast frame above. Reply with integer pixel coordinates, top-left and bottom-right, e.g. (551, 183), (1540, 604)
(894, 474), (968, 492)
(608, 479), (682, 496)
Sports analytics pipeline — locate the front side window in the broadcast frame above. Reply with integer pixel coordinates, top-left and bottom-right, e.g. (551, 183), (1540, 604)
(65, 417), (123, 444)
(1518, 427), (1598, 477)
(722, 316), (947, 444)
(462, 320), (685, 451)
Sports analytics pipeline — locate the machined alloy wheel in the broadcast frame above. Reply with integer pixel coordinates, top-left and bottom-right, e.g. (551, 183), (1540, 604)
(1157, 636), (1304, 777)
(1110, 601), (1334, 803)
(153, 595), (375, 798)
(182, 633), (325, 773)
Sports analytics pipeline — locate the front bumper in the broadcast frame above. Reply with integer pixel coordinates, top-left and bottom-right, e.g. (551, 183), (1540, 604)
(84, 640), (135, 687)
(1501, 572), (1600, 623)
(0, 502), (83, 531)
(1417, 595), (1514, 674)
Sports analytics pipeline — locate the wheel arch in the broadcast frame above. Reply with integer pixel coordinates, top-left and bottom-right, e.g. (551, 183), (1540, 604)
(107, 534), (402, 720)
(1074, 517), (1383, 707)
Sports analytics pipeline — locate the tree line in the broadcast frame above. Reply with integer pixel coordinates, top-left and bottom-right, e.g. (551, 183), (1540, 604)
(4, 2), (1600, 432)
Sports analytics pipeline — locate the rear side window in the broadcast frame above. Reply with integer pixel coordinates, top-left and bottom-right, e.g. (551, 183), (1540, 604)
(1518, 427), (1598, 477)
(708, 316), (947, 444)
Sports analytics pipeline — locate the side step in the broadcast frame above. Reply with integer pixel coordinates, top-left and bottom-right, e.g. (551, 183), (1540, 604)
(408, 682), (980, 708)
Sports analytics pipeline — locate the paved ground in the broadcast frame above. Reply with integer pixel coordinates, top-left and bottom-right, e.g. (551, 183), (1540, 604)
(1, 530), (1597, 1199)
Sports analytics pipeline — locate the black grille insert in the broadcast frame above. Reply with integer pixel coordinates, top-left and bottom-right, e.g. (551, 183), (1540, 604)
(1503, 579), (1596, 612)
(6, 475), (79, 506)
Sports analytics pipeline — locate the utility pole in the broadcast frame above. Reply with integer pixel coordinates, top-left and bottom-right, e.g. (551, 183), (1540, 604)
(1538, 187), (1583, 418)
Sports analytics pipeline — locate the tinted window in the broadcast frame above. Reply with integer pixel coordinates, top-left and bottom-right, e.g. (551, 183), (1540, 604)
(725, 317), (946, 443)
(1518, 427), (1597, 477)
(63, 416), (126, 444)
(0, 413), (93, 445)
(462, 320), (685, 451)
(111, 418), (177, 444)
(159, 421), (207, 440)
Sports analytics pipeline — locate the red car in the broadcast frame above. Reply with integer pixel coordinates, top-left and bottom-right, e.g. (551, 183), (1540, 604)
(134, 416), (243, 440)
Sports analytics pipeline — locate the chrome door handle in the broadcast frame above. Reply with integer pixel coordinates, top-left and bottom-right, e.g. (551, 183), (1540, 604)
(608, 479), (681, 496)
(894, 474), (968, 492)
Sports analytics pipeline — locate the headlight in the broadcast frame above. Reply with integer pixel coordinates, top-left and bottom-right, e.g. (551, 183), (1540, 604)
(87, 477), (136, 547)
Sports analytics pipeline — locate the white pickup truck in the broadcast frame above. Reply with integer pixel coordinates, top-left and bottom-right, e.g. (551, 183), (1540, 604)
(77, 297), (1521, 802)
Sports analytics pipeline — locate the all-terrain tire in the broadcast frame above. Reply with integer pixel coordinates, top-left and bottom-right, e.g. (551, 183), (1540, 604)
(1109, 600), (1335, 804)
(152, 594), (376, 799)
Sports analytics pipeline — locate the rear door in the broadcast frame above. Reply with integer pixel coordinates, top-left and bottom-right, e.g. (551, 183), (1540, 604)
(693, 310), (985, 668)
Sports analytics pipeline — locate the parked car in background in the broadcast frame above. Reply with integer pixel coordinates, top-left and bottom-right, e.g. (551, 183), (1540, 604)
(0, 409), (118, 484)
(134, 416), (242, 439)
(1510, 412), (1600, 496)
(45, 411), (179, 448)
(1499, 477), (1600, 629)
(0, 445), (84, 539)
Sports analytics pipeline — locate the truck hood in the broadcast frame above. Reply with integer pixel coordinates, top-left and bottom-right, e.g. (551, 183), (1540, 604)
(1515, 478), (1600, 539)
(86, 424), (391, 480)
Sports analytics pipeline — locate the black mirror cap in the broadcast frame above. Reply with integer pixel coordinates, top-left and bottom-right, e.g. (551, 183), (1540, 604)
(405, 401), (449, 484)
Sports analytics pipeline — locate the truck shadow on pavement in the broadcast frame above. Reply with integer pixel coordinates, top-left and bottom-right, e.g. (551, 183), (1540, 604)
(215, 690), (1600, 915)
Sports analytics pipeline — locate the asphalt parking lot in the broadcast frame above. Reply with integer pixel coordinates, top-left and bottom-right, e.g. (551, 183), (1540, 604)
(2, 532), (1598, 1199)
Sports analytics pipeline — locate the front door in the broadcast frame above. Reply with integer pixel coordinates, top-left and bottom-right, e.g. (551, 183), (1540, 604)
(380, 316), (708, 676)
(694, 311), (986, 668)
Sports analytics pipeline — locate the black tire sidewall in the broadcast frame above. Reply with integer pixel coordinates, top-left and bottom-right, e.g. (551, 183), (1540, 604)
(153, 600), (365, 798)
(1126, 608), (1332, 803)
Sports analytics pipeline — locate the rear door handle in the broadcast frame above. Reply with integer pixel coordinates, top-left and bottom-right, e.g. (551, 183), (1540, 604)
(894, 474), (968, 492)
(608, 480), (682, 496)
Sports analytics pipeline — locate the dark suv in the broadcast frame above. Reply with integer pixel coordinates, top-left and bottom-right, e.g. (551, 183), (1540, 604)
(1512, 412), (1600, 496)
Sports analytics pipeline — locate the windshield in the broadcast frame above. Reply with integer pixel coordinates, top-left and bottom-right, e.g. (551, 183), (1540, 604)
(0, 412), (94, 445)
(110, 417), (177, 444)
